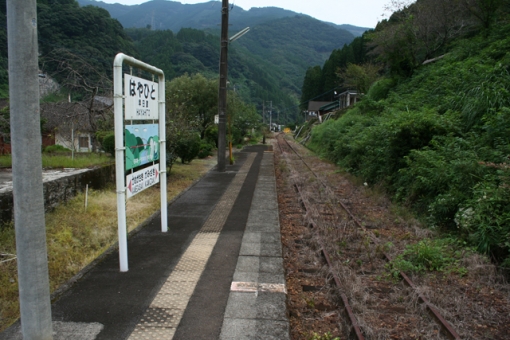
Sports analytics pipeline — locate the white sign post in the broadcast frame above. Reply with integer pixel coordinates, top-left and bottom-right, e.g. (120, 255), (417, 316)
(113, 53), (167, 272)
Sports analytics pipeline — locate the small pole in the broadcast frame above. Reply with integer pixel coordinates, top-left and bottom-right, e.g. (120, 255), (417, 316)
(84, 184), (88, 211)
(71, 121), (74, 160)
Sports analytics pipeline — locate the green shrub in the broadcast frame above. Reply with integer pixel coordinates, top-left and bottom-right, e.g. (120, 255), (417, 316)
(101, 133), (115, 156)
(175, 133), (201, 164)
(204, 125), (218, 147)
(43, 144), (71, 153)
(396, 134), (496, 225)
(455, 173), (510, 258)
(386, 238), (469, 279)
(198, 141), (213, 159)
(366, 77), (396, 101)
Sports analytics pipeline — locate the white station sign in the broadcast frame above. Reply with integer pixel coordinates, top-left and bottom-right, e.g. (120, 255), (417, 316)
(126, 164), (160, 198)
(124, 74), (159, 120)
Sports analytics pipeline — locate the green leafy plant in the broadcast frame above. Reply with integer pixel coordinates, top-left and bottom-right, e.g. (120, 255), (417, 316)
(386, 238), (469, 279)
(308, 331), (340, 340)
(175, 133), (201, 164)
(455, 173), (510, 257)
(43, 144), (71, 153)
(197, 141), (214, 159)
(100, 133), (115, 156)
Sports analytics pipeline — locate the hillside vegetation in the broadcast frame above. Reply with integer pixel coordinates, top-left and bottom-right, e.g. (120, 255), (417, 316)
(307, 0), (510, 265)
(77, 0), (370, 36)
(125, 27), (299, 116)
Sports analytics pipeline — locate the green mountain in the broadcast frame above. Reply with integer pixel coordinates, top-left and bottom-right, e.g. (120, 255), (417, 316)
(75, 0), (361, 121)
(77, 0), (370, 35)
(125, 27), (300, 121)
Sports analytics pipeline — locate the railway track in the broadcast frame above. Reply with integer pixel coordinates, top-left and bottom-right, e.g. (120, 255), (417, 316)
(274, 133), (462, 339)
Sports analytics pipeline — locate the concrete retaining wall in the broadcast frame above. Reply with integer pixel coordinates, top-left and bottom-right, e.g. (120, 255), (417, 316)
(0, 164), (115, 224)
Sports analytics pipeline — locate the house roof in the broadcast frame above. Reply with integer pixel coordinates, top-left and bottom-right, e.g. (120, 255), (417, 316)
(307, 101), (333, 111)
(40, 96), (113, 133)
(41, 102), (91, 132)
(320, 101), (340, 112)
(335, 90), (358, 98)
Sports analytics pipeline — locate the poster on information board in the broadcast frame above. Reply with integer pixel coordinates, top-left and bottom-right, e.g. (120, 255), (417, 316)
(125, 124), (159, 171)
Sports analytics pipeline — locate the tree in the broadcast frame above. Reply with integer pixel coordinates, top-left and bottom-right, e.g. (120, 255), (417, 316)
(40, 50), (114, 151)
(337, 63), (381, 95)
(411, 0), (470, 60)
(166, 73), (218, 139)
(227, 91), (261, 145)
(461, 0), (504, 29)
(300, 66), (322, 109)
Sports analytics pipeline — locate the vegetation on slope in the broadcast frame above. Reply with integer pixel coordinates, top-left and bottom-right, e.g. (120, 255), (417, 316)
(307, 1), (510, 265)
(126, 26), (301, 122)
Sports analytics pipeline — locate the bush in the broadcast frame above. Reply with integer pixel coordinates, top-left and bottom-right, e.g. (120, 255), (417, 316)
(96, 131), (115, 154)
(396, 136), (488, 222)
(43, 144), (71, 153)
(366, 77), (396, 101)
(204, 125), (218, 147)
(455, 173), (510, 258)
(175, 133), (201, 163)
(198, 141), (213, 159)
(386, 238), (469, 279)
(101, 133), (115, 156)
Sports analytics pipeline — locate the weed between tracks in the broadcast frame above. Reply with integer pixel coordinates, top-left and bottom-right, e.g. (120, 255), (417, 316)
(0, 157), (216, 332)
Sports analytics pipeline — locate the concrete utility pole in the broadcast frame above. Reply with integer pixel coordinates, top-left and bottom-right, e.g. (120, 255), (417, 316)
(268, 101), (273, 129)
(262, 101), (265, 124)
(217, 0), (229, 172)
(7, 0), (53, 339)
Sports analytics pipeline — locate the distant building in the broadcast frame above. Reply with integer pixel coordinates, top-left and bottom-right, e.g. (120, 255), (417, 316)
(336, 90), (360, 109)
(40, 96), (113, 152)
(306, 101), (331, 121)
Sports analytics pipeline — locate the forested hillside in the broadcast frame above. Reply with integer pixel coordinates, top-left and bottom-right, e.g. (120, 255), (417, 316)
(77, 0), (370, 37)
(305, 0), (510, 265)
(125, 26), (299, 119)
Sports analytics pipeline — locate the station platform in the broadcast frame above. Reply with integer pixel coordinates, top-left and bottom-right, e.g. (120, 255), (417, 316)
(0, 145), (290, 340)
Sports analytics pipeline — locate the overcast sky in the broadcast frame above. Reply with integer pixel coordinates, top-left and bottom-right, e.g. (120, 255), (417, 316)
(97, 0), (394, 28)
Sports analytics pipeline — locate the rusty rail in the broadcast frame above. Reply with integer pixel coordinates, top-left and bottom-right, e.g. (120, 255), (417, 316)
(278, 135), (365, 339)
(276, 134), (461, 340)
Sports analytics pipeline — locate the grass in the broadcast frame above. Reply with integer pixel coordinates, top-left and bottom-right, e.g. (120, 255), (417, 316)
(385, 238), (470, 280)
(0, 153), (114, 169)
(0, 156), (216, 332)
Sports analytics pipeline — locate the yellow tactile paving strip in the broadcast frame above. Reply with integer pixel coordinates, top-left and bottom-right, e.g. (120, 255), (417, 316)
(128, 153), (256, 340)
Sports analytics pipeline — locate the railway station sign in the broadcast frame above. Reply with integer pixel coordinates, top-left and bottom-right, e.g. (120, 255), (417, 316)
(124, 74), (159, 120)
(126, 164), (159, 199)
(114, 53), (167, 272)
